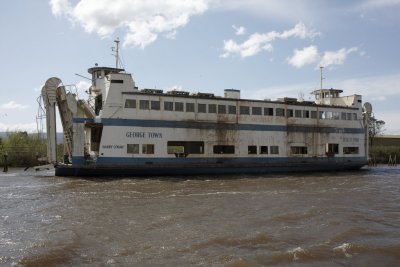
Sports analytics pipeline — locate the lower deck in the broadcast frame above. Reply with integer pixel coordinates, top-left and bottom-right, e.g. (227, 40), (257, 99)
(56, 156), (367, 177)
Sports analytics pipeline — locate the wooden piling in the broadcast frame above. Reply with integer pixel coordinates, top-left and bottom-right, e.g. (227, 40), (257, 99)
(3, 152), (8, 172)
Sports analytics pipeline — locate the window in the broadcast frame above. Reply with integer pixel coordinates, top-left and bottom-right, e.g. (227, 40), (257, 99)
(186, 103), (195, 112)
(248, 146), (257, 154)
(276, 108), (285, 117)
(111, 79), (124, 83)
(125, 99), (136, 108)
(327, 143), (339, 155)
(240, 106), (250, 115)
(264, 107), (273, 116)
(347, 113), (352, 120)
(198, 103), (207, 113)
(142, 144), (154, 154)
(291, 146), (308, 155)
(139, 100), (149, 110)
(311, 111), (317, 119)
(228, 105), (237, 115)
(127, 144), (139, 154)
(352, 113), (357, 120)
(252, 107), (262, 115)
(341, 112), (347, 120)
(164, 101), (174, 111)
(218, 105), (226, 114)
(333, 112), (340, 120)
(287, 109), (294, 117)
(175, 102), (184, 111)
(295, 110), (302, 118)
(303, 110), (310, 118)
(151, 101), (160, 110)
(325, 111), (333, 119)
(167, 141), (204, 155)
(343, 147), (359, 154)
(260, 146), (268, 154)
(270, 146), (279, 154)
(208, 104), (217, 113)
(213, 145), (235, 154)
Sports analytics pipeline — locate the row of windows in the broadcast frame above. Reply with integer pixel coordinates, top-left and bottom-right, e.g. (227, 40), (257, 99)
(291, 145), (360, 155)
(126, 142), (280, 155)
(126, 143), (359, 155)
(125, 99), (358, 120)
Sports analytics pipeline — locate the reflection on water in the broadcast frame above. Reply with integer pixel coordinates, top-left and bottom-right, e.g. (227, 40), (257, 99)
(1, 167), (400, 266)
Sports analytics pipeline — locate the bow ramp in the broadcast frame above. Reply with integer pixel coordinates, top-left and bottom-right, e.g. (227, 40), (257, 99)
(41, 77), (95, 165)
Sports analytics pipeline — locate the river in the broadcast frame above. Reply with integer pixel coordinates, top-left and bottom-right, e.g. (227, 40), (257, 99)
(1, 166), (400, 266)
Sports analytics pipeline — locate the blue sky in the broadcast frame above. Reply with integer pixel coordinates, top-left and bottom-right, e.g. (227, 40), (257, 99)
(0, 0), (399, 134)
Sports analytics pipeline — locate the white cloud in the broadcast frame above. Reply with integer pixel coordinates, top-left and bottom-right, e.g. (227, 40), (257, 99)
(319, 47), (358, 67)
(221, 22), (319, 58)
(232, 25), (246, 35)
(49, 0), (209, 48)
(286, 45), (319, 68)
(74, 80), (92, 98)
(50, 0), (72, 17)
(1, 101), (29, 110)
(165, 85), (184, 92)
(287, 46), (358, 68)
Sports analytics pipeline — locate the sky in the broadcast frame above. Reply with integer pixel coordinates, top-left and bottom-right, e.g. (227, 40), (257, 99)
(0, 0), (399, 134)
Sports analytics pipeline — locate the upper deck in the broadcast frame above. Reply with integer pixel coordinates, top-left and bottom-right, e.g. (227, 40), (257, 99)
(85, 66), (363, 129)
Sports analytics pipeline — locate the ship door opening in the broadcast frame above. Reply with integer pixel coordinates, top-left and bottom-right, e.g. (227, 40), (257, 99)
(85, 124), (103, 157)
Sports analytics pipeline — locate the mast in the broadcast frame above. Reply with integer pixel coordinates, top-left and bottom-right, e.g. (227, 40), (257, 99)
(112, 38), (120, 69)
(320, 66), (324, 89)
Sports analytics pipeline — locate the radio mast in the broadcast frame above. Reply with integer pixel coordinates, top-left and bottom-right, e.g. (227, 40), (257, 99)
(112, 38), (121, 69)
(320, 66), (325, 89)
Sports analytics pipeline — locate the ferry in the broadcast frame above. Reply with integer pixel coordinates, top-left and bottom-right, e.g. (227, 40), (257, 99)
(40, 41), (369, 176)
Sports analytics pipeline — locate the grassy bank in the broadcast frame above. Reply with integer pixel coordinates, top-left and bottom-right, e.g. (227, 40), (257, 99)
(369, 146), (399, 164)
(0, 132), (62, 168)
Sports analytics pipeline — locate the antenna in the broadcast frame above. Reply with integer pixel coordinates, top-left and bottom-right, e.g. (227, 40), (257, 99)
(112, 37), (120, 69)
(320, 66), (325, 89)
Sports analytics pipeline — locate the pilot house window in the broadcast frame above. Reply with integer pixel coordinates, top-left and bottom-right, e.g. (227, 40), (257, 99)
(124, 99), (136, 108)
(228, 105), (237, 115)
(175, 102), (184, 111)
(139, 100), (149, 110)
(252, 107), (262, 115)
(164, 101), (174, 111)
(151, 101), (160, 110)
(208, 104), (217, 113)
(239, 106), (250, 115)
(198, 103), (207, 113)
(186, 103), (195, 112)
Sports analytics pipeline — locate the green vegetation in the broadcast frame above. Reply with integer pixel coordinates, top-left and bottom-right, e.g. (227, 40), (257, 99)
(369, 146), (399, 164)
(0, 131), (63, 167)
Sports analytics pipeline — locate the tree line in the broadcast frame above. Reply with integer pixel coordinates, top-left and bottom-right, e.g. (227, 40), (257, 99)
(0, 131), (62, 167)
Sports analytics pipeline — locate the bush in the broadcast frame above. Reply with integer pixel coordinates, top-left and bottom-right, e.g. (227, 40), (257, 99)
(0, 131), (47, 167)
(369, 146), (400, 164)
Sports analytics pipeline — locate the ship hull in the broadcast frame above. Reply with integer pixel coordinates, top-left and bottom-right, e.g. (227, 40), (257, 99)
(55, 157), (367, 177)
